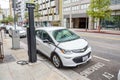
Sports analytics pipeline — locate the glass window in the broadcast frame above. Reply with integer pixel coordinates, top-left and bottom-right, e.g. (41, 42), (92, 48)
(52, 29), (80, 42)
(36, 30), (42, 39)
(41, 30), (53, 43)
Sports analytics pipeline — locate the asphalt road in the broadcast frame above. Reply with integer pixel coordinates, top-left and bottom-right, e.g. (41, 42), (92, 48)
(20, 30), (120, 80)
(73, 31), (120, 80)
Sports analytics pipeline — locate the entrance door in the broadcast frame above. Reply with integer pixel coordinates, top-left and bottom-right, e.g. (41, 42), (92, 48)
(79, 18), (88, 29)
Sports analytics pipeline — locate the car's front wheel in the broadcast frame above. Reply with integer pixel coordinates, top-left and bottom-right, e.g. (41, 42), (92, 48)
(52, 54), (62, 68)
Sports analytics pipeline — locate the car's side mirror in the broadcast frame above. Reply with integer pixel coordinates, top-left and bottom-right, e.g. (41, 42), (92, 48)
(43, 39), (50, 44)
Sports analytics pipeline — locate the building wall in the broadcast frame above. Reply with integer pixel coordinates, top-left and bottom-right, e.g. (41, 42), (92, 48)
(63, 0), (120, 29)
(35, 0), (62, 26)
(15, 0), (29, 25)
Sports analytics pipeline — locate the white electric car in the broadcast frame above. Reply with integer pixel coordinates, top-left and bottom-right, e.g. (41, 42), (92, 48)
(36, 27), (92, 68)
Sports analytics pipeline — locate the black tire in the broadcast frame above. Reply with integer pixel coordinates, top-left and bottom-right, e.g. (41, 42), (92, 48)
(51, 54), (62, 68)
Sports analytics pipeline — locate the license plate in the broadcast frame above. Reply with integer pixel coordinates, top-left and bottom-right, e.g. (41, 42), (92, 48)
(82, 55), (88, 61)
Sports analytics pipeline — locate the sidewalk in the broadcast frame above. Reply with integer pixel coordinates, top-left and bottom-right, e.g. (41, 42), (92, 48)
(0, 35), (90, 80)
(73, 29), (120, 35)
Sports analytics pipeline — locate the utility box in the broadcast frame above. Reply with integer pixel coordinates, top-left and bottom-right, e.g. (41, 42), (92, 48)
(12, 30), (20, 49)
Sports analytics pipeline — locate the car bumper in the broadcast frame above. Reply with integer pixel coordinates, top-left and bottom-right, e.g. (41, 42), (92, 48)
(19, 33), (26, 37)
(118, 70), (120, 80)
(59, 47), (92, 67)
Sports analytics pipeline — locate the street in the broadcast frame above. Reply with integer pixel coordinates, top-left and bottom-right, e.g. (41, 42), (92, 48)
(21, 30), (120, 80)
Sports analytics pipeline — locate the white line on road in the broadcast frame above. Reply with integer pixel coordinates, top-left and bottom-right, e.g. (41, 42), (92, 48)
(80, 62), (105, 77)
(102, 72), (114, 80)
(93, 55), (110, 62)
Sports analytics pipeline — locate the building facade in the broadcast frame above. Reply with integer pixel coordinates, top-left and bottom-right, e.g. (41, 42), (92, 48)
(34, 0), (62, 26)
(15, 0), (62, 27)
(9, 0), (13, 17)
(63, 0), (120, 30)
(15, 0), (29, 25)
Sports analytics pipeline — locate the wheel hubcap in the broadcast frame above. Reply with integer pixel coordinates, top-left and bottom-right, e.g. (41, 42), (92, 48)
(53, 55), (60, 67)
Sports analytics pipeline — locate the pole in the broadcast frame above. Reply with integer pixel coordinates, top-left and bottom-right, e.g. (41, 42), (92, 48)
(86, 17), (88, 31)
(26, 3), (37, 63)
(13, 0), (16, 30)
(70, 7), (72, 28)
(12, 0), (20, 49)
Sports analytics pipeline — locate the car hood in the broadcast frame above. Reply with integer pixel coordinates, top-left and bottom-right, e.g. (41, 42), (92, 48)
(58, 39), (88, 50)
(19, 30), (26, 33)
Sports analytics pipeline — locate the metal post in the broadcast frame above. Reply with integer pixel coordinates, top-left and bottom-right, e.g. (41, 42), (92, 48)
(13, 0), (16, 30)
(26, 3), (37, 63)
(70, 6), (72, 28)
(12, 0), (20, 49)
(86, 17), (88, 31)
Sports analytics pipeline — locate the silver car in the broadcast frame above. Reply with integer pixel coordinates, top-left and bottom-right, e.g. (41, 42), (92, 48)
(8, 26), (26, 37)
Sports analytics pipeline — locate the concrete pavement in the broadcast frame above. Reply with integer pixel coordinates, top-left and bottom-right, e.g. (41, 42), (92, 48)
(0, 33), (90, 80)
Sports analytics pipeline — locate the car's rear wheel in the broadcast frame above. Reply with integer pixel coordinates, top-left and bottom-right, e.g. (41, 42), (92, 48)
(52, 54), (62, 68)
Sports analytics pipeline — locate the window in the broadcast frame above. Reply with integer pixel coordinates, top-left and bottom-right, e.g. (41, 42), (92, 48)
(72, 0), (79, 2)
(81, 4), (89, 9)
(36, 30), (42, 39)
(64, 0), (71, 4)
(72, 5), (79, 11)
(63, 7), (71, 12)
(36, 30), (53, 43)
(52, 29), (80, 42)
(111, 0), (120, 5)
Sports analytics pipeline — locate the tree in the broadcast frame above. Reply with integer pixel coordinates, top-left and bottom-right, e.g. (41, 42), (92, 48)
(87, 0), (111, 32)
(24, 11), (28, 22)
(7, 15), (14, 22)
(25, 12), (28, 19)
(0, 15), (14, 24)
(0, 8), (2, 14)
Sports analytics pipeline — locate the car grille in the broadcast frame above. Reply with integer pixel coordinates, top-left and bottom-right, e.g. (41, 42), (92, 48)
(73, 52), (91, 63)
(72, 45), (88, 53)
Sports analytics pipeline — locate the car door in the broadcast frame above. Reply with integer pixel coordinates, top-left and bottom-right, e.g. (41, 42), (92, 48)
(36, 30), (55, 57)
(36, 30), (44, 53)
(41, 30), (56, 57)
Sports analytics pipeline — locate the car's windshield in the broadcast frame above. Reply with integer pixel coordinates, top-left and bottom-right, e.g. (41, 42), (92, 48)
(52, 29), (80, 42)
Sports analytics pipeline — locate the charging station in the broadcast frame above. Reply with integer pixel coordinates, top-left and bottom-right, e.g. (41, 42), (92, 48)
(26, 3), (37, 63)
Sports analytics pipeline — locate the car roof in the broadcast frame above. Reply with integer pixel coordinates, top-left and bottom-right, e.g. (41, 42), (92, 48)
(36, 27), (66, 32)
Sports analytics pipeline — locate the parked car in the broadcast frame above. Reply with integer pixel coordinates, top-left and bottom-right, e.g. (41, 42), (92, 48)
(8, 26), (26, 37)
(118, 70), (120, 80)
(0, 24), (6, 30)
(6, 25), (13, 33)
(36, 27), (92, 68)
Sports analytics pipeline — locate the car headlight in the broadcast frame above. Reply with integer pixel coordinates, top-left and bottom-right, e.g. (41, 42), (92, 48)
(60, 49), (73, 55)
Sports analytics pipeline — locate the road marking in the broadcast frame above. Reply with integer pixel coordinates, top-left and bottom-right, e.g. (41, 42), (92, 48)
(102, 72), (114, 80)
(93, 55), (110, 62)
(80, 62), (105, 77)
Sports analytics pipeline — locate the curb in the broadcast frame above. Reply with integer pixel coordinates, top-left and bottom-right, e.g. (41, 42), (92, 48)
(20, 41), (90, 80)
(74, 30), (120, 35)
(20, 41), (72, 80)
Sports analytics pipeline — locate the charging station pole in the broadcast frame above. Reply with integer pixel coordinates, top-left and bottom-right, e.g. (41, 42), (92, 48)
(26, 3), (37, 63)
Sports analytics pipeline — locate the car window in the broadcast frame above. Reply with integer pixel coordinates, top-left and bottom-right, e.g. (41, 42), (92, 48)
(36, 30), (42, 39)
(52, 29), (80, 42)
(36, 30), (54, 43)
(42, 30), (53, 43)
